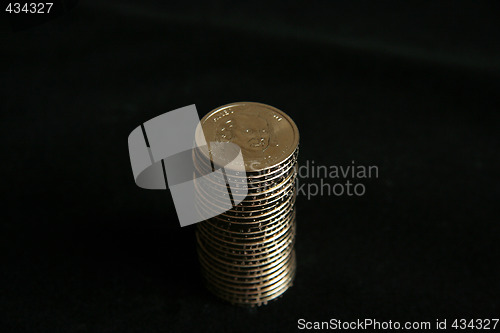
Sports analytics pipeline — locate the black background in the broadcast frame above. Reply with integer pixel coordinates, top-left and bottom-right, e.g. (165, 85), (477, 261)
(1, 1), (499, 332)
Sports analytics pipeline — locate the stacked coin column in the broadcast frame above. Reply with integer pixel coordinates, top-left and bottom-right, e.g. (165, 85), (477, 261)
(193, 102), (299, 307)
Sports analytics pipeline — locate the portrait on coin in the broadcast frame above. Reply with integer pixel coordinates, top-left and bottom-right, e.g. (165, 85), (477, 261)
(215, 113), (271, 152)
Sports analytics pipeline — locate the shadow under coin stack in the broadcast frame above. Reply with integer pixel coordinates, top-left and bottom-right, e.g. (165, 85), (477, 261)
(193, 102), (299, 306)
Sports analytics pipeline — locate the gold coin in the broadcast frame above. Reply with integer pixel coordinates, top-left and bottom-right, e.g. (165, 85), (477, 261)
(195, 102), (299, 173)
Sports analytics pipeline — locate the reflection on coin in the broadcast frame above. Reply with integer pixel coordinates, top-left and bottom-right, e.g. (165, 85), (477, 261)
(194, 102), (299, 307)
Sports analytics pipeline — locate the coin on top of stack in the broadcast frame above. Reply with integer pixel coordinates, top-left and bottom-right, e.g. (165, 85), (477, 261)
(193, 102), (299, 307)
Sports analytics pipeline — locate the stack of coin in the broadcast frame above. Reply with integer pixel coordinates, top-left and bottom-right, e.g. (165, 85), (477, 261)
(193, 102), (299, 306)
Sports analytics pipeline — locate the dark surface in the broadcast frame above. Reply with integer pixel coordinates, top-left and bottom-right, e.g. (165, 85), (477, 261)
(1, 1), (499, 332)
